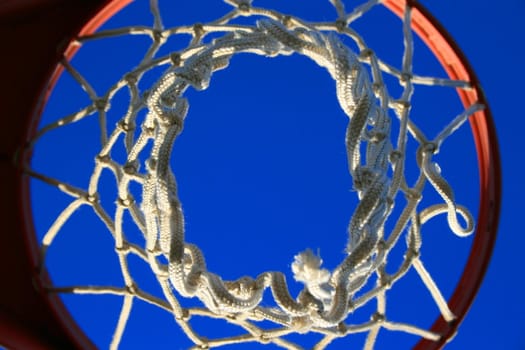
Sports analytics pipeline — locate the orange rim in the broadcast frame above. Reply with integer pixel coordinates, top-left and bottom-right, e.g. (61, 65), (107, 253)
(0, 0), (500, 349)
(383, 1), (501, 349)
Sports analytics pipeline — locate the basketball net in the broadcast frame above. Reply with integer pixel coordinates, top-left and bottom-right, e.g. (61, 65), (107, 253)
(28, 0), (482, 348)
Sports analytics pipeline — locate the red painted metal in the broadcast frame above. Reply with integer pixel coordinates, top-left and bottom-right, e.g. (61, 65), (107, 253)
(0, 0), (500, 349)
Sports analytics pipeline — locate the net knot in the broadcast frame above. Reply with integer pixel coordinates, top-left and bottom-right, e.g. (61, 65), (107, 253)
(379, 272), (393, 290)
(152, 29), (165, 42)
(94, 97), (109, 111)
(404, 188), (422, 202)
(359, 48), (374, 60)
(367, 130), (387, 143)
(125, 282), (138, 295)
(175, 308), (191, 321)
(124, 73), (137, 85)
(170, 52), (182, 67)
(123, 160), (139, 174)
(225, 0), (252, 12)
(197, 342), (210, 350)
(117, 120), (134, 132)
(389, 149), (403, 163)
(421, 141), (438, 155)
(335, 18), (347, 32)
(118, 196), (133, 207)
(392, 99), (411, 113)
(114, 241), (130, 252)
(400, 72), (413, 82)
(85, 192), (99, 204)
(371, 312), (386, 324)
(95, 154), (110, 164)
(193, 23), (205, 38)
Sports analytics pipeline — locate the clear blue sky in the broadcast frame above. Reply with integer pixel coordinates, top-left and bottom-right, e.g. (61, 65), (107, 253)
(30, 0), (524, 349)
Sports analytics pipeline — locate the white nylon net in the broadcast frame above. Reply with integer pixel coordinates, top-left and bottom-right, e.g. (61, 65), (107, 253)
(28, 0), (482, 349)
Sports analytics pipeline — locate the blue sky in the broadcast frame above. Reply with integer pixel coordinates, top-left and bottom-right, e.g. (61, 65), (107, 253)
(30, 0), (524, 349)
(422, 1), (524, 349)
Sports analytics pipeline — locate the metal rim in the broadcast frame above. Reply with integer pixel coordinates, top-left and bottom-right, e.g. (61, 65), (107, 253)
(382, 1), (501, 348)
(0, 0), (500, 349)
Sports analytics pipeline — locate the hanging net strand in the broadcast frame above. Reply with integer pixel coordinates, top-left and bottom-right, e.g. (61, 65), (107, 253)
(27, 0), (482, 349)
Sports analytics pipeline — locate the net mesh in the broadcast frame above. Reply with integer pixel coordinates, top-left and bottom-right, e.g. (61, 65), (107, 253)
(27, 0), (482, 348)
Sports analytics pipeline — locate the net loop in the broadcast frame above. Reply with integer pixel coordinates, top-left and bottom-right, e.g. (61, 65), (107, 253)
(420, 149), (474, 237)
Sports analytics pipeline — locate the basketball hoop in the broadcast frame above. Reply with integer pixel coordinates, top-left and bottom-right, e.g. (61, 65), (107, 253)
(0, 0), (500, 349)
